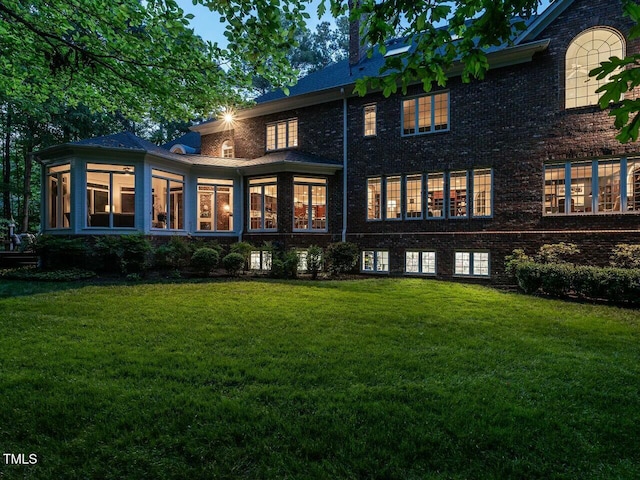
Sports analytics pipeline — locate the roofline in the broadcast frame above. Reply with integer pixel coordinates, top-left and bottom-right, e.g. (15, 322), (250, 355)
(191, 38), (551, 135)
(514, 0), (575, 44)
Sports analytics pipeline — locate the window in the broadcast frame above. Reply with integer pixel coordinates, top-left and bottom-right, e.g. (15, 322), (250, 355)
(151, 169), (184, 229)
(266, 118), (298, 151)
(455, 251), (489, 277)
(427, 173), (445, 218)
(46, 164), (71, 229)
(221, 140), (234, 158)
(386, 176), (401, 219)
(472, 169), (492, 217)
(405, 174), (422, 219)
(402, 92), (449, 135)
(544, 158), (640, 215)
(86, 164), (135, 228)
(449, 171), (467, 217)
(197, 178), (233, 231)
(294, 177), (327, 231)
(362, 250), (389, 273)
(566, 28), (625, 109)
(250, 250), (272, 271)
(249, 177), (278, 230)
(405, 251), (436, 275)
(364, 104), (377, 136)
(367, 177), (382, 220)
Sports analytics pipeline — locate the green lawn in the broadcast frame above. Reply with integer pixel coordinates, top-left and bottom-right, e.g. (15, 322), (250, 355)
(0, 278), (639, 479)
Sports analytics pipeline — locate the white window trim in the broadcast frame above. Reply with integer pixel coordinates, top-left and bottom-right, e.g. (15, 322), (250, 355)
(364, 103), (377, 137)
(361, 250), (390, 273)
(454, 251), (490, 277)
(46, 164), (71, 230)
(151, 169), (185, 231)
(404, 250), (437, 275)
(266, 118), (298, 151)
(293, 177), (328, 232)
(471, 168), (494, 219)
(404, 174), (423, 220)
(248, 177), (278, 232)
(401, 91), (450, 136)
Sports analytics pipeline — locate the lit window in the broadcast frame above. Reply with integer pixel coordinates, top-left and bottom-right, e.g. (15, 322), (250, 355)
(151, 169), (183, 229)
(86, 164), (136, 229)
(427, 173), (445, 218)
(566, 27), (625, 109)
(628, 160), (640, 212)
(403, 92), (449, 135)
(367, 177), (382, 220)
(249, 177), (278, 230)
(221, 140), (234, 158)
(405, 174), (422, 219)
(364, 104), (377, 136)
(362, 250), (389, 273)
(294, 177), (327, 231)
(405, 251), (436, 275)
(46, 164), (71, 229)
(250, 250), (272, 271)
(266, 118), (298, 151)
(197, 178), (233, 231)
(455, 252), (489, 277)
(472, 169), (492, 217)
(449, 171), (467, 217)
(386, 176), (401, 219)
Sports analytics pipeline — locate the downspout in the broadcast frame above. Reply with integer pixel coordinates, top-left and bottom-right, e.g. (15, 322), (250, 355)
(236, 169), (244, 242)
(341, 88), (348, 242)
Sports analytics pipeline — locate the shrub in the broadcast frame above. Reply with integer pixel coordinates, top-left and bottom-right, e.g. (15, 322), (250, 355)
(94, 234), (152, 274)
(325, 242), (359, 275)
(34, 235), (90, 270)
(535, 242), (580, 264)
(504, 248), (531, 277)
(222, 253), (245, 276)
(512, 261), (543, 294)
(538, 263), (574, 297)
(154, 236), (192, 269)
(610, 244), (640, 269)
(191, 248), (220, 276)
(271, 250), (299, 279)
(0, 267), (96, 282)
(306, 245), (323, 279)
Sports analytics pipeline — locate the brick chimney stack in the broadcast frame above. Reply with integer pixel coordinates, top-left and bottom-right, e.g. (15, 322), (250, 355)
(348, 0), (366, 67)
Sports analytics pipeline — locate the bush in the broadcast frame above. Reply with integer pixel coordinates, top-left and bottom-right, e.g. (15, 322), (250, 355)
(154, 236), (192, 269)
(0, 267), (96, 282)
(325, 242), (359, 275)
(222, 253), (245, 276)
(306, 245), (323, 279)
(34, 235), (90, 270)
(504, 248), (531, 277)
(270, 250), (299, 279)
(191, 248), (220, 276)
(94, 234), (152, 274)
(610, 244), (640, 269)
(536, 242), (580, 264)
(512, 261), (543, 294)
(230, 242), (254, 271)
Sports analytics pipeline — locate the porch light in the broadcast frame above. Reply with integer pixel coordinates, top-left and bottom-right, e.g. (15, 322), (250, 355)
(222, 109), (235, 124)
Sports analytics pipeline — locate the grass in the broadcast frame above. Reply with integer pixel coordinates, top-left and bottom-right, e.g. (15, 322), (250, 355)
(0, 278), (639, 479)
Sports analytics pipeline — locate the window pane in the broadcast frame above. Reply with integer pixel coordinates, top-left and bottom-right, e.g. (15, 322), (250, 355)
(48, 175), (58, 228)
(250, 251), (262, 270)
(405, 175), (422, 218)
(297, 251), (308, 272)
(266, 124), (276, 151)
(473, 169), (492, 217)
(277, 122), (287, 149)
(87, 171), (110, 228)
(216, 186), (233, 230)
(386, 176), (401, 219)
(450, 171), (467, 217)
(198, 185), (214, 231)
(473, 252), (489, 276)
(294, 184), (308, 230)
(367, 177), (382, 220)
(169, 180), (184, 229)
(364, 104), (376, 136)
(597, 161), (621, 212)
(362, 251), (375, 271)
(418, 95), (432, 132)
(288, 119), (298, 147)
(222, 140), (234, 158)
(405, 251), (420, 273)
(113, 173), (135, 227)
(434, 93), (449, 130)
(422, 251), (436, 274)
(544, 165), (565, 214)
(312, 185), (326, 230)
(628, 160), (640, 212)
(427, 173), (444, 218)
(455, 252), (470, 275)
(264, 184), (278, 229)
(376, 251), (389, 272)
(570, 163), (592, 213)
(403, 100), (415, 135)
(249, 186), (263, 230)
(152, 177), (167, 229)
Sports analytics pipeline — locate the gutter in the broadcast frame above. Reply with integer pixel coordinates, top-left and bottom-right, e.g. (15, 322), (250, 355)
(342, 89), (348, 243)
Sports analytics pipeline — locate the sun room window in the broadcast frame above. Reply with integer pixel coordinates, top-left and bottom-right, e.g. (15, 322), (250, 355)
(86, 164), (135, 228)
(197, 178), (233, 231)
(46, 164), (71, 229)
(151, 169), (184, 230)
(293, 177), (327, 231)
(249, 177), (278, 230)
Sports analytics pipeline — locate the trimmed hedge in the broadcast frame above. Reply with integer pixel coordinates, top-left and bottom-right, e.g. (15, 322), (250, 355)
(513, 261), (640, 304)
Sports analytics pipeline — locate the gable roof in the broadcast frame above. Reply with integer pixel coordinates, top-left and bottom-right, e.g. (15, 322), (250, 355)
(514, 0), (576, 44)
(162, 131), (201, 153)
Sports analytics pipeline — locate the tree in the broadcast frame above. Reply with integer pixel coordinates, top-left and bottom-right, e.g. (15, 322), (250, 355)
(593, 0), (640, 143)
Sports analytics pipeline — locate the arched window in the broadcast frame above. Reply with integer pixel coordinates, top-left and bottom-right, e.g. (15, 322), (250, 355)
(566, 27), (625, 109)
(221, 140), (234, 158)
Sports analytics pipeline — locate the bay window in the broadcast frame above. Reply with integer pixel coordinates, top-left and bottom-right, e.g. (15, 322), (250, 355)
(86, 164), (135, 228)
(249, 177), (278, 230)
(294, 177), (327, 231)
(151, 169), (184, 229)
(47, 164), (71, 229)
(197, 178), (233, 231)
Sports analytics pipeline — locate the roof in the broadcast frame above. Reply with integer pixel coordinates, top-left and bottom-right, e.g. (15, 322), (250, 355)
(162, 131), (201, 153)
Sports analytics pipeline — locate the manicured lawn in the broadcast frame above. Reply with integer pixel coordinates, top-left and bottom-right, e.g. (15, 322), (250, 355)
(0, 278), (639, 479)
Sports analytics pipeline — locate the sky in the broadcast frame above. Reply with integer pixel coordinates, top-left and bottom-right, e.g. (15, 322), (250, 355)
(176, 0), (553, 48)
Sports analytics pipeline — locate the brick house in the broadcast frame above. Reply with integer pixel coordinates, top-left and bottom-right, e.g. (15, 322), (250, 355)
(38, 0), (640, 282)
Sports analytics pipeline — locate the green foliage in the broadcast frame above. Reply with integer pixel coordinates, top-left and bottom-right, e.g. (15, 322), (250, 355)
(154, 236), (193, 269)
(221, 252), (245, 276)
(306, 245), (323, 279)
(94, 234), (152, 274)
(325, 242), (359, 275)
(230, 241), (254, 261)
(0, 267), (96, 281)
(504, 248), (531, 276)
(34, 235), (90, 270)
(610, 243), (640, 269)
(535, 242), (580, 265)
(191, 247), (220, 276)
(270, 250), (299, 279)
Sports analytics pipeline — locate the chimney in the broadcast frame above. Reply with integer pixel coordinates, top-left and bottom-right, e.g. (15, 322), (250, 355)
(348, 1), (366, 67)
